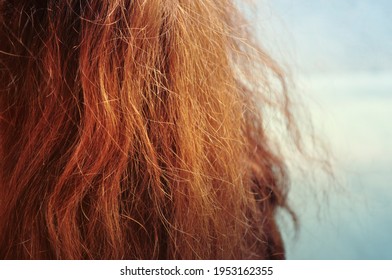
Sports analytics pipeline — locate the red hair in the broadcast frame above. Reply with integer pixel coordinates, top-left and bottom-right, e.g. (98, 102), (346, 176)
(1, 0), (297, 259)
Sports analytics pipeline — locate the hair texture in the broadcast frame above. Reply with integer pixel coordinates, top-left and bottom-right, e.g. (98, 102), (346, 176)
(0, 0), (297, 259)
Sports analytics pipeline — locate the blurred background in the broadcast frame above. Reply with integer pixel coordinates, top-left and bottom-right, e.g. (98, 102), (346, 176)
(253, 0), (392, 259)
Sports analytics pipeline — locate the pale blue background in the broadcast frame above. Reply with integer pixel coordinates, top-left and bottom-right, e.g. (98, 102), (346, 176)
(254, 0), (392, 259)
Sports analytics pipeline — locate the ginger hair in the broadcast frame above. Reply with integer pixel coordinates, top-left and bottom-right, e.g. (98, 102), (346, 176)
(0, 0), (296, 259)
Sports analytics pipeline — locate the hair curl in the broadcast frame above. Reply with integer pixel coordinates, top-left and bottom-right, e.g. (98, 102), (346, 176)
(0, 0), (297, 259)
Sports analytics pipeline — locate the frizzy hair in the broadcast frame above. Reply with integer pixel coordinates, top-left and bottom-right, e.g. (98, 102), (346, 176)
(0, 0), (297, 259)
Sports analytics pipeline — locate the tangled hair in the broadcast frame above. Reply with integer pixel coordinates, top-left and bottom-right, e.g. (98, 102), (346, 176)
(0, 0), (298, 259)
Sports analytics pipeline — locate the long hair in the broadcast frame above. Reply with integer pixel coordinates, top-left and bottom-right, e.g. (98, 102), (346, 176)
(0, 0), (297, 259)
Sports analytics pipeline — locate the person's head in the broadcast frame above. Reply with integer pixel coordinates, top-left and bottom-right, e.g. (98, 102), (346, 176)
(0, 0), (296, 259)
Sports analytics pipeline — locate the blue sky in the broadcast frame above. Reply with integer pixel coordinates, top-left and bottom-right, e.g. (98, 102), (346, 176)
(254, 1), (392, 259)
(257, 0), (392, 73)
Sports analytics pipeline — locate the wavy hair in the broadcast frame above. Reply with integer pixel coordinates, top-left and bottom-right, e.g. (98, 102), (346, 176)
(0, 0), (298, 259)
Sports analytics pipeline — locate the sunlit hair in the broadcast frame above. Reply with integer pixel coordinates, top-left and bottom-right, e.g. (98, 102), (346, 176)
(0, 0), (299, 259)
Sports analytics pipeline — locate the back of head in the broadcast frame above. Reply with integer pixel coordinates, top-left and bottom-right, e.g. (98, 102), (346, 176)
(0, 0), (293, 259)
